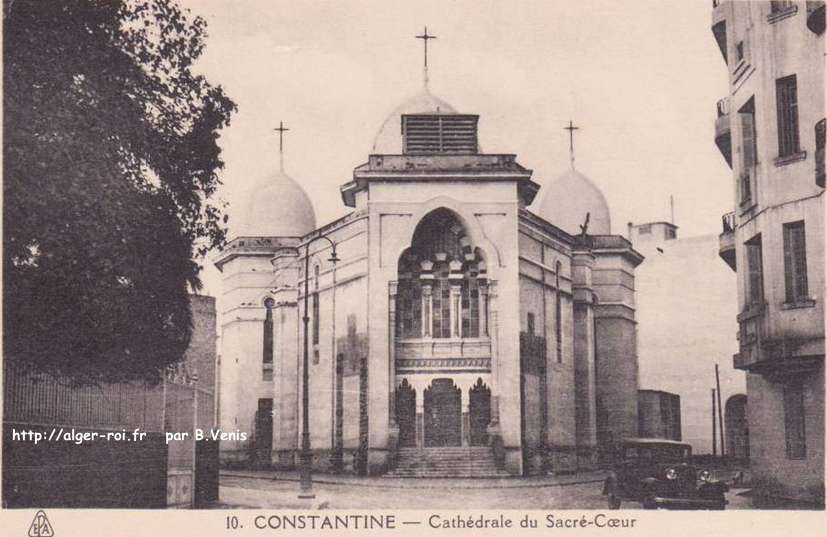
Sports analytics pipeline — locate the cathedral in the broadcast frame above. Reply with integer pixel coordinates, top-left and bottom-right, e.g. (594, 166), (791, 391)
(215, 53), (644, 476)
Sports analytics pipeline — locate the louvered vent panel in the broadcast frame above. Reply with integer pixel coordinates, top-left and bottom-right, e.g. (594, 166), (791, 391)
(403, 114), (478, 154)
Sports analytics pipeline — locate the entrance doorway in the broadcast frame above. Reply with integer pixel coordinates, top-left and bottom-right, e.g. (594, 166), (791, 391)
(725, 394), (749, 460)
(424, 379), (462, 447)
(253, 398), (273, 467)
(469, 378), (491, 446)
(396, 379), (417, 447)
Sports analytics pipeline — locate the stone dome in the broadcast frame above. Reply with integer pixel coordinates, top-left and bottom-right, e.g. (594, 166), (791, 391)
(372, 89), (458, 154)
(537, 168), (611, 236)
(236, 170), (316, 238)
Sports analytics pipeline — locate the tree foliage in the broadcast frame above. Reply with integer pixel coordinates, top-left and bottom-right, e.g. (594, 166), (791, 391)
(3, 0), (236, 384)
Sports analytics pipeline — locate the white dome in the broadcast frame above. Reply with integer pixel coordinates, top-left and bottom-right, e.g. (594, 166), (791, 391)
(236, 170), (316, 238)
(537, 168), (611, 235)
(372, 89), (458, 154)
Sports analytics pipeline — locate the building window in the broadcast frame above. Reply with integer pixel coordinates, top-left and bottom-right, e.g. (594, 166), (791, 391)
(816, 118), (825, 187)
(555, 261), (563, 363)
(745, 235), (764, 306)
(783, 382), (807, 459)
(735, 40), (745, 62)
(783, 221), (809, 303)
(639, 224), (651, 235)
(397, 267), (422, 338)
(312, 265), (320, 346)
(396, 209), (485, 340)
(431, 263), (452, 338)
(461, 269), (480, 337)
(739, 98), (757, 204)
(776, 75), (801, 158)
(263, 297), (274, 381)
(527, 312), (535, 335)
(665, 226), (677, 240)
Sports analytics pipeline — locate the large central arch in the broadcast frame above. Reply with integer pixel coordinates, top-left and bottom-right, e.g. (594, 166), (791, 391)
(396, 208), (488, 339)
(394, 197), (503, 275)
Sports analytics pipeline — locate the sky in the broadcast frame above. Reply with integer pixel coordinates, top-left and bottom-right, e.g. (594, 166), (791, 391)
(184, 0), (734, 297)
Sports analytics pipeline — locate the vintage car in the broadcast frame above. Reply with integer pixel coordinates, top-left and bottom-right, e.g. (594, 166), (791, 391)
(602, 438), (728, 510)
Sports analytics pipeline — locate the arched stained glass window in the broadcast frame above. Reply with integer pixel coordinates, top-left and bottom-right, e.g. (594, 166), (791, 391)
(395, 209), (486, 340)
(396, 257), (422, 338)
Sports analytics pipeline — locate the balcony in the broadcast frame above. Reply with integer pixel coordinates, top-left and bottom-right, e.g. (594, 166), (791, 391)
(395, 337), (492, 373)
(735, 333), (824, 379)
(733, 302), (768, 371)
(808, 1), (826, 34)
(711, 1), (728, 63)
(718, 211), (736, 271)
(715, 98), (732, 167)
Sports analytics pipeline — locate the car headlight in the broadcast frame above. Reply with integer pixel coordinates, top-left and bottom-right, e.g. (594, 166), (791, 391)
(698, 470), (711, 482)
(665, 468), (678, 480)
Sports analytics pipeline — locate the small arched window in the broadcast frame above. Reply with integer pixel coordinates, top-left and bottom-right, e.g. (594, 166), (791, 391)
(263, 297), (275, 380)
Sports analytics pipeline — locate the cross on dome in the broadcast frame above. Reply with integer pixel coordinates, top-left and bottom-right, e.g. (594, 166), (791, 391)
(415, 26), (437, 88)
(564, 120), (580, 168)
(273, 120), (290, 171)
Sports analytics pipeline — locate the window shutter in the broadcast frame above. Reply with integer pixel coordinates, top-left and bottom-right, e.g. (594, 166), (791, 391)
(402, 114), (478, 154)
(783, 226), (795, 301)
(747, 239), (763, 304)
(741, 112), (756, 168)
(793, 224), (808, 298)
(776, 76), (800, 157)
(783, 222), (809, 302)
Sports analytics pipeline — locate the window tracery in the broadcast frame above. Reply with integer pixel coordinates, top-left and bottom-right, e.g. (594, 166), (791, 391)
(395, 209), (487, 339)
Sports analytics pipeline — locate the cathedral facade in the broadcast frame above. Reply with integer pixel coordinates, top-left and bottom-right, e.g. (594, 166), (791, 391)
(215, 88), (643, 476)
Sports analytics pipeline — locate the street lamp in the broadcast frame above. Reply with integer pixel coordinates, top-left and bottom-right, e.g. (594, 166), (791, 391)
(298, 233), (339, 499)
(190, 371), (199, 509)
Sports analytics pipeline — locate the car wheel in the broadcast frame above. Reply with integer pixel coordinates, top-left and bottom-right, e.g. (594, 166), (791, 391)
(607, 492), (621, 510)
(642, 496), (657, 510)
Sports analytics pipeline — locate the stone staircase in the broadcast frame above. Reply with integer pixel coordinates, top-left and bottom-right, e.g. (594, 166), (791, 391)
(385, 446), (510, 478)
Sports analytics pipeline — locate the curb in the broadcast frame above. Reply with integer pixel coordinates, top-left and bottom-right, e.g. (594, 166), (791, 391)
(221, 471), (607, 490)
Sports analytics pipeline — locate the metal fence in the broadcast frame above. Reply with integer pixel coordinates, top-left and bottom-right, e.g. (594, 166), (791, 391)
(2, 359), (218, 508)
(3, 360), (164, 432)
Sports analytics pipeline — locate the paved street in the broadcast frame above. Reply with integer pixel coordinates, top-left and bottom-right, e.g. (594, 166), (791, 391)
(216, 471), (757, 510)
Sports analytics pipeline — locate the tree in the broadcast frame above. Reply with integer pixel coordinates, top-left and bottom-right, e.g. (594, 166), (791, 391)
(3, 0), (236, 384)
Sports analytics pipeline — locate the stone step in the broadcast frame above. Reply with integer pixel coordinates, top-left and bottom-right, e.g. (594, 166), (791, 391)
(385, 470), (511, 478)
(387, 446), (503, 478)
(396, 447), (494, 451)
(396, 458), (497, 463)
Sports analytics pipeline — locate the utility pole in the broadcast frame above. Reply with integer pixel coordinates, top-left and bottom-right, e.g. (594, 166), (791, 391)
(711, 388), (718, 457)
(715, 364), (725, 457)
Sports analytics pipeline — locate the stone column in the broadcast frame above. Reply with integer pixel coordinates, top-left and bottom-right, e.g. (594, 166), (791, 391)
(486, 280), (501, 432)
(449, 260), (464, 338)
(421, 284), (432, 338)
(416, 395), (425, 450)
(388, 281), (398, 431)
(450, 285), (462, 338)
(461, 385), (470, 447)
(420, 261), (434, 339)
(479, 282), (489, 337)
